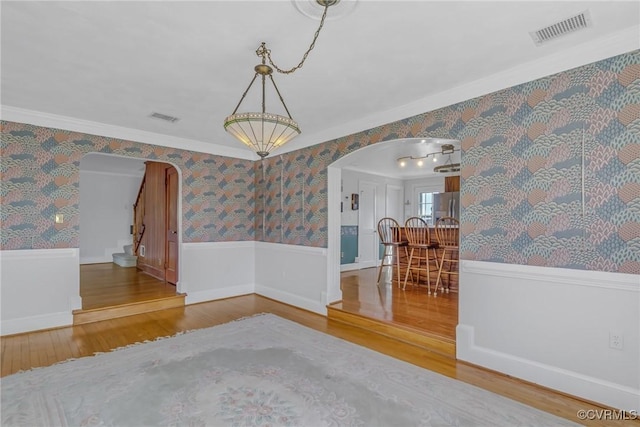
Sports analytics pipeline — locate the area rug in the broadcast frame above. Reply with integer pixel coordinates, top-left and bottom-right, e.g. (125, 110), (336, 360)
(1, 314), (580, 427)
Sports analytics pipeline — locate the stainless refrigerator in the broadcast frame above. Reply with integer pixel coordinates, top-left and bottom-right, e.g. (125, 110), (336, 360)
(432, 192), (459, 222)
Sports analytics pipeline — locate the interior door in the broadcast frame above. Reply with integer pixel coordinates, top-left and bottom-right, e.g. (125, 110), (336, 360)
(357, 181), (377, 269)
(386, 184), (403, 222)
(165, 166), (179, 285)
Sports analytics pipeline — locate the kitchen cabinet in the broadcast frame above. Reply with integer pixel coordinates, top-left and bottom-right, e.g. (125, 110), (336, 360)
(444, 176), (460, 192)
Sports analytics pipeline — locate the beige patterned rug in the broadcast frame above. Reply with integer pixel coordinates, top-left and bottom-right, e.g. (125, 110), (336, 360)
(1, 314), (580, 426)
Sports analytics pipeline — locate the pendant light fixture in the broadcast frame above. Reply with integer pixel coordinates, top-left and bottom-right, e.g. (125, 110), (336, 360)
(223, 0), (338, 159)
(397, 143), (461, 173)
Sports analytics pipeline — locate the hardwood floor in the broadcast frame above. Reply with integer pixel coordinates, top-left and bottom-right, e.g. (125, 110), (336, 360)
(336, 266), (457, 340)
(1, 263), (636, 426)
(80, 263), (176, 310)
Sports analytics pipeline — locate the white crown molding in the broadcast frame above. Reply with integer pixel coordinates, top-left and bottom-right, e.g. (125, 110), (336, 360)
(2, 26), (638, 160)
(0, 106), (258, 161)
(279, 26), (640, 154)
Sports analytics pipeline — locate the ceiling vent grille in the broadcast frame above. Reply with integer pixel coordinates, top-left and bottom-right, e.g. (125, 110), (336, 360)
(530, 10), (591, 45)
(150, 112), (180, 123)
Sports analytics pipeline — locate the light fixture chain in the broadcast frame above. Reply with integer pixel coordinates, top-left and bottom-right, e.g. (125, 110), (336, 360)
(268, 75), (294, 119)
(230, 73), (259, 115)
(264, 2), (331, 74)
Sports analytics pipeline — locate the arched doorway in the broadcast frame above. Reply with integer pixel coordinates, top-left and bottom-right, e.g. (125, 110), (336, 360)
(325, 138), (461, 345)
(78, 153), (184, 314)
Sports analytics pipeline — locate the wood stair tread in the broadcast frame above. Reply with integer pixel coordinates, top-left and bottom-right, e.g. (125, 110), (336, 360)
(327, 303), (456, 358)
(73, 294), (185, 325)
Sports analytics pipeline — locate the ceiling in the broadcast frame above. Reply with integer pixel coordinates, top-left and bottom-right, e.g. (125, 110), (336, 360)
(2, 1), (638, 178)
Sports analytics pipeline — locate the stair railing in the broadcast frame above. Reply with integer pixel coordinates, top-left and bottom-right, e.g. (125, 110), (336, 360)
(133, 175), (146, 256)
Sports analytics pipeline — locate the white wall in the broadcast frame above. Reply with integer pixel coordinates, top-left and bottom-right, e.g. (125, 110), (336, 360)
(0, 249), (81, 335)
(255, 242), (328, 314)
(1, 242), (256, 334)
(341, 169), (404, 224)
(340, 169), (403, 271)
(340, 170), (359, 227)
(180, 241), (255, 303)
(403, 176), (444, 222)
(457, 260), (640, 412)
(79, 170), (142, 264)
(0, 241), (328, 334)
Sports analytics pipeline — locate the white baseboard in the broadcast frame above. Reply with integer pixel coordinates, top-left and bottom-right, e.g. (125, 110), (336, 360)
(185, 284), (255, 305)
(457, 260), (640, 412)
(1, 312), (73, 336)
(180, 241), (255, 297)
(1, 249), (80, 335)
(80, 256), (112, 264)
(340, 263), (359, 272)
(255, 285), (327, 316)
(254, 242), (328, 315)
(457, 324), (640, 412)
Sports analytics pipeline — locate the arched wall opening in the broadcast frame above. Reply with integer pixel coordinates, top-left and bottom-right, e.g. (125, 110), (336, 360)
(78, 153), (185, 303)
(325, 137), (461, 305)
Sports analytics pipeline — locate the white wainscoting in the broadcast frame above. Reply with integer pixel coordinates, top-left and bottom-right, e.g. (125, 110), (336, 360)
(180, 241), (256, 304)
(0, 242), (328, 335)
(457, 260), (640, 412)
(254, 242), (328, 315)
(0, 249), (81, 335)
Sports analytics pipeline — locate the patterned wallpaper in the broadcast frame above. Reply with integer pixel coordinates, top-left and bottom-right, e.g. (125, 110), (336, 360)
(1, 50), (638, 273)
(255, 50), (640, 274)
(0, 123), (255, 249)
(254, 148), (329, 246)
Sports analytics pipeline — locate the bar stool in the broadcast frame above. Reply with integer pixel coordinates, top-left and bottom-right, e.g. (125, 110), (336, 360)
(376, 217), (408, 287)
(435, 216), (459, 296)
(403, 217), (440, 295)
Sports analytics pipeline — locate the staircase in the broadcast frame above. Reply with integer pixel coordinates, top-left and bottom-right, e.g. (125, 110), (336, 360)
(133, 175), (146, 257)
(112, 244), (137, 267)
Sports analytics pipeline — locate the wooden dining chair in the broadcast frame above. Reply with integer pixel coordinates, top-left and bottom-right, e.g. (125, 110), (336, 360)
(376, 217), (408, 287)
(403, 217), (440, 295)
(434, 216), (459, 296)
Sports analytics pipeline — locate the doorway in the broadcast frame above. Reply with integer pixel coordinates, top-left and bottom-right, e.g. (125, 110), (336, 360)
(135, 161), (180, 284)
(327, 138), (461, 342)
(357, 181), (378, 268)
(78, 154), (182, 311)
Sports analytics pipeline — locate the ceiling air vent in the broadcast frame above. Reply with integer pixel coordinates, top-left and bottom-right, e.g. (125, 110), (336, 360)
(150, 112), (180, 123)
(530, 10), (591, 46)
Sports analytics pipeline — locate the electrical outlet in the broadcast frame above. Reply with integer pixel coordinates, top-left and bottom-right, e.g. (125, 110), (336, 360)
(609, 331), (624, 350)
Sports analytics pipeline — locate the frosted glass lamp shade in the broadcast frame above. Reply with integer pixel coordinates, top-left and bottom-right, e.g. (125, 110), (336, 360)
(224, 112), (301, 158)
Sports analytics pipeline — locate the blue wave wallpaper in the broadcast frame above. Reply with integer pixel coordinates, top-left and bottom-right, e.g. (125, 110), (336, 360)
(256, 50), (639, 274)
(0, 125), (255, 249)
(1, 50), (638, 273)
